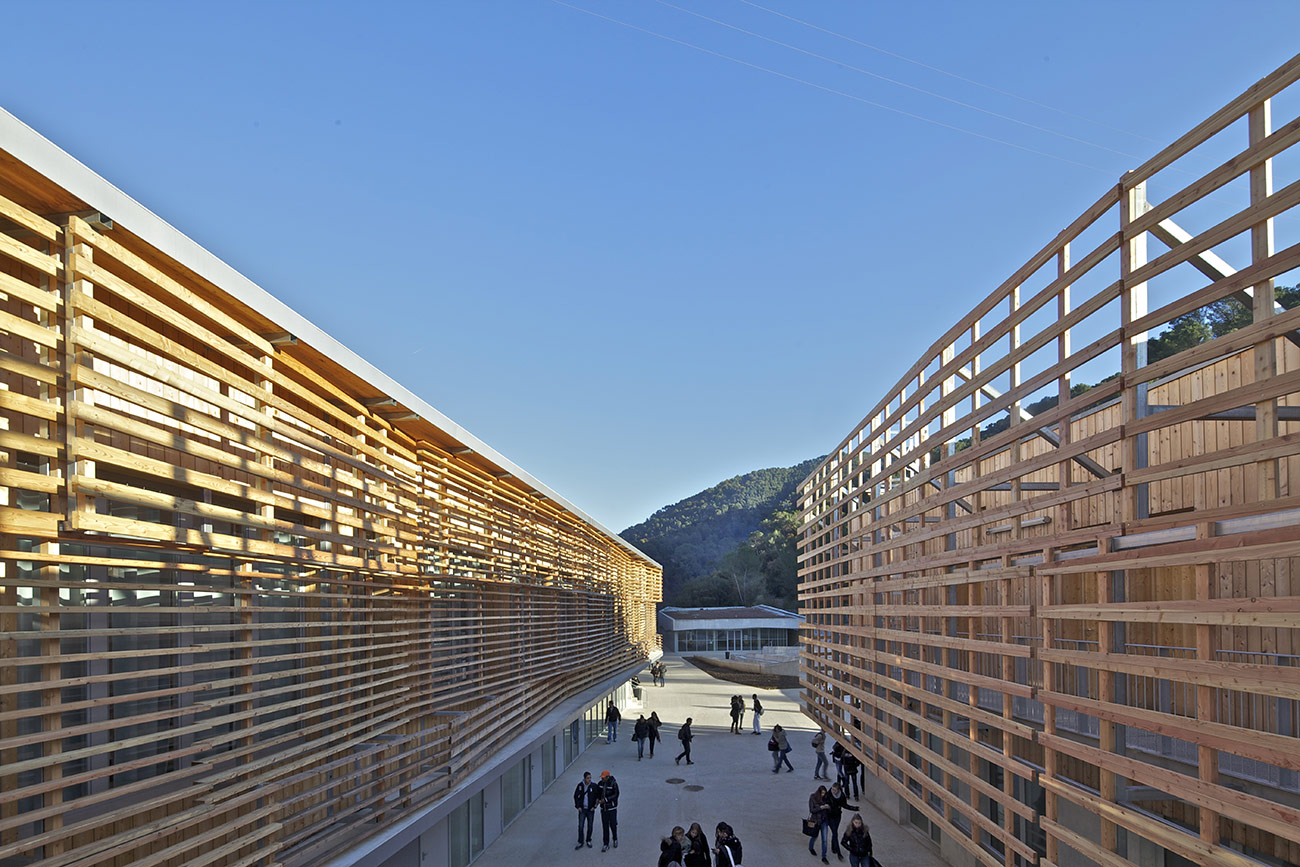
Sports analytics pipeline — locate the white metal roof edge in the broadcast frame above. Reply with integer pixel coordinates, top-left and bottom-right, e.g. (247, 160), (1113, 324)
(0, 106), (658, 569)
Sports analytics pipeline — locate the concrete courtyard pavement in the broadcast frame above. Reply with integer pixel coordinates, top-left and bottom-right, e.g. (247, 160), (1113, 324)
(472, 654), (947, 867)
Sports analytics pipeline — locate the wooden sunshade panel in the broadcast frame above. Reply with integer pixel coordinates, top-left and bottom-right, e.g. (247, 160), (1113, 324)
(798, 55), (1300, 867)
(0, 156), (661, 863)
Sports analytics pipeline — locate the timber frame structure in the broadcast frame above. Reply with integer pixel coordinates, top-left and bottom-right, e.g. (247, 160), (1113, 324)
(0, 108), (661, 866)
(798, 56), (1300, 867)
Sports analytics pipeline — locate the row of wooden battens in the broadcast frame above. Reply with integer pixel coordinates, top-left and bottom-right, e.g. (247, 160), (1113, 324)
(0, 183), (659, 866)
(797, 54), (1300, 867)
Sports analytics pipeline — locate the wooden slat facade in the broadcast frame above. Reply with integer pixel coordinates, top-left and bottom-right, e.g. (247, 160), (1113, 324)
(0, 121), (660, 865)
(798, 56), (1300, 867)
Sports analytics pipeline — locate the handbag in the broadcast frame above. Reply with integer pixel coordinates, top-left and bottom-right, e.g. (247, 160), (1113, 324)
(767, 736), (778, 752)
(801, 818), (819, 837)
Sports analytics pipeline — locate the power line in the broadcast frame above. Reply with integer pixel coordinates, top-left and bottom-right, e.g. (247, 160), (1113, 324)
(734, 0), (1163, 145)
(652, 0), (1144, 161)
(550, 0), (1117, 174)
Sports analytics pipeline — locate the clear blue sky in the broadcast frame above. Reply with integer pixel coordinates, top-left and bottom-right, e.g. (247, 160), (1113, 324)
(3, 2), (1298, 533)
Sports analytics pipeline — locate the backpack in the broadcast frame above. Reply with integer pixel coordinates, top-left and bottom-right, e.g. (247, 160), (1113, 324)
(678, 725), (689, 741)
(726, 835), (743, 865)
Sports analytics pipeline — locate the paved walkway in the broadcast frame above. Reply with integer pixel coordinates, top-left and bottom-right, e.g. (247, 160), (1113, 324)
(473, 654), (947, 867)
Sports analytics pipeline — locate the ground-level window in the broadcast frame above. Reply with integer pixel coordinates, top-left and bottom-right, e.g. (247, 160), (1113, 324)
(543, 736), (556, 786)
(448, 790), (485, 867)
(502, 756), (531, 826)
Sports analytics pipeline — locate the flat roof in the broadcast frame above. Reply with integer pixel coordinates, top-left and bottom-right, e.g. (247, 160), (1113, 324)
(660, 605), (801, 622)
(0, 106), (657, 568)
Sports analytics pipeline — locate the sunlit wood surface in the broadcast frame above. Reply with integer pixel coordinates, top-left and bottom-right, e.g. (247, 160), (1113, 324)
(0, 131), (661, 865)
(798, 55), (1300, 867)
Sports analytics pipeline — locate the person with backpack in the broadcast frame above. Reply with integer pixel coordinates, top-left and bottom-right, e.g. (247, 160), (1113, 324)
(596, 770), (619, 851)
(675, 717), (694, 765)
(812, 730), (829, 780)
(712, 822), (743, 867)
(751, 694), (764, 734)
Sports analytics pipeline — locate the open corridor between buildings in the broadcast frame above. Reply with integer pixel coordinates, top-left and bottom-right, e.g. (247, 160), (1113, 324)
(471, 655), (947, 867)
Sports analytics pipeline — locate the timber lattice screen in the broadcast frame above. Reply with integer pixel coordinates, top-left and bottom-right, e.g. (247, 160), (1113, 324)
(0, 154), (660, 863)
(798, 55), (1300, 867)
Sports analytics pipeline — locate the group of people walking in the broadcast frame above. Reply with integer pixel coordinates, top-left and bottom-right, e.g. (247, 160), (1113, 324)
(575, 659), (880, 864)
(573, 770), (621, 852)
(629, 710), (664, 760)
(727, 694), (763, 734)
(658, 821), (743, 867)
(805, 783), (873, 865)
(800, 785), (873, 863)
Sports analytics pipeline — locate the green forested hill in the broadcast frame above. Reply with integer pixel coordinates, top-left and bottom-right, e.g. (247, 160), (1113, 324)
(621, 457), (823, 609)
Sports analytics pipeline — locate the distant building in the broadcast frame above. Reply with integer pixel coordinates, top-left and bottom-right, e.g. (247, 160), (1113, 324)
(657, 604), (801, 653)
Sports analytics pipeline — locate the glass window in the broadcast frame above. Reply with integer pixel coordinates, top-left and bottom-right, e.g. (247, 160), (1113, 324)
(502, 757), (528, 825)
(543, 736), (556, 786)
(469, 790), (484, 858)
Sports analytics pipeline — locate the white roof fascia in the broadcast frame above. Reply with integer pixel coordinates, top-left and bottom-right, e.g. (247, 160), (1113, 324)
(0, 106), (658, 568)
(666, 617), (801, 631)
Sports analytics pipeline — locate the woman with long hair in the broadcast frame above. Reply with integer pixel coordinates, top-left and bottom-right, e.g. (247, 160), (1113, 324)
(840, 813), (873, 867)
(807, 784), (830, 863)
(683, 822), (710, 867)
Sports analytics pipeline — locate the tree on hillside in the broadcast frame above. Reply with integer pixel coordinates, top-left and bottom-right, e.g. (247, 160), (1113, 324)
(620, 457), (822, 602)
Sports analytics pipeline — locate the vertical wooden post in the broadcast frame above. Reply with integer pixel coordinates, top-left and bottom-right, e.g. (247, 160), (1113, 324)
(1097, 569), (1118, 855)
(1041, 567), (1058, 866)
(1194, 523), (1219, 846)
(1250, 99), (1277, 504)
(1120, 180), (1149, 525)
(1056, 244), (1073, 534)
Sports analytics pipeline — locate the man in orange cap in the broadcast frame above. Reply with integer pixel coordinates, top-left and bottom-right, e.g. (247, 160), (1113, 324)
(597, 769), (620, 851)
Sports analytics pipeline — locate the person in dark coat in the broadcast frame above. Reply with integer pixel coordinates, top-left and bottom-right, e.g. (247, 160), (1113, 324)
(648, 711), (662, 758)
(659, 826), (685, 866)
(840, 750), (861, 798)
(825, 781), (859, 861)
(597, 770), (619, 851)
(729, 695), (741, 734)
(573, 771), (599, 849)
(751, 694), (763, 734)
(605, 703), (621, 743)
(633, 715), (649, 760)
(736, 695), (746, 731)
(683, 822), (710, 867)
(675, 717), (694, 765)
(808, 785), (830, 863)
(712, 822), (743, 867)
(840, 813), (873, 867)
